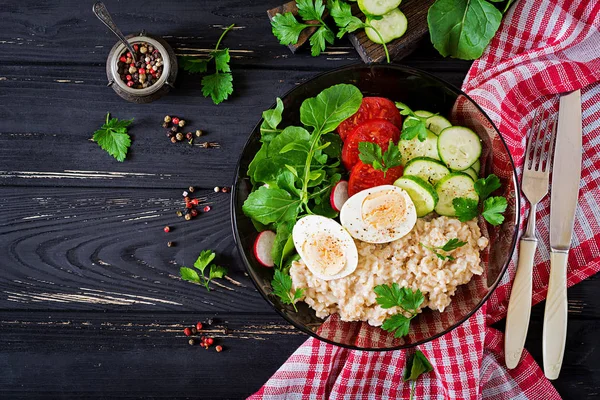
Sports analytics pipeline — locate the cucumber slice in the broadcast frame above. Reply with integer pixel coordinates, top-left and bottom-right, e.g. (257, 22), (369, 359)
(403, 157), (450, 186)
(365, 9), (408, 44)
(472, 159), (481, 174)
(398, 129), (440, 166)
(437, 126), (482, 171)
(462, 167), (478, 181)
(426, 115), (452, 135)
(414, 110), (434, 118)
(434, 172), (479, 217)
(394, 175), (438, 217)
(358, 0), (402, 16)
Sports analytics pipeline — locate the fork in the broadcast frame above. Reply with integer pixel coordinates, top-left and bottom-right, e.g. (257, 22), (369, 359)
(505, 109), (557, 369)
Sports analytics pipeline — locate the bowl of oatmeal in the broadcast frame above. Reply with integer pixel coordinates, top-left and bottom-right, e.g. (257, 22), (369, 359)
(232, 64), (519, 350)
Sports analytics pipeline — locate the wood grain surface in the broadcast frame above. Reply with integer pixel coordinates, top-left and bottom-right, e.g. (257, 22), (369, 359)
(0, 1), (598, 399)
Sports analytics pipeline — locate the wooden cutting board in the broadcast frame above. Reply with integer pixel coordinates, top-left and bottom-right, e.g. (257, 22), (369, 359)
(267, 0), (435, 63)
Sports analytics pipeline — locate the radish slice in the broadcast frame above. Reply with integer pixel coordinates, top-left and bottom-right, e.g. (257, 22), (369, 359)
(254, 231), (276, 267)
(330, 180), (349, 212)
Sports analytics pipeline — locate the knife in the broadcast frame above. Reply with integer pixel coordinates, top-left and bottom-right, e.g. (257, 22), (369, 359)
(542, 89), (582, 380)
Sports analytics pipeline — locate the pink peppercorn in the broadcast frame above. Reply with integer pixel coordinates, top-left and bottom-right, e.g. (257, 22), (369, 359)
(119, 56), (127, 63)
(126, 75), (132, 81)
(203, 206), (211, 212)
(127, 81), (134, 87)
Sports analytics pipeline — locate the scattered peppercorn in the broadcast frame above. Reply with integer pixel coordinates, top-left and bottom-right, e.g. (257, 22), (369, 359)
(178, 120), (186, 128)
(185, 202), (193, 209)
(207, 318), (214, 325)
(184, 327), (192, 337)
(221, 187), (230, 193)
(196, 322), (203, 331)
(191, 198), (199, 206)
(206, 337), (214, 346)
(214, 186), (220, 192)
(183, 192), (189, 198)
(164, 115), (172, 123)
(172, 117), (180, 125)
(188, 186), (195, 193)
(188, 339), (196, 346)
(195, 130), (203, 137)
(223, 327), (230, 335)
(191, 327), (198, 335)
(203, 206), (211, 212)
(167, 241), (174, 247)
(176, 132), (184, 141)
(215, 345), (223, 352)
(162, 121), (169, 128)
(184, 213), (192, 221)
(191, 209), (198, 217)
(197, 141), (220, 148)
(176, 210), (183, 217)
(171, 126), (179, 133)
(170, 136), (177, 143)
(164, 226), (170, 233)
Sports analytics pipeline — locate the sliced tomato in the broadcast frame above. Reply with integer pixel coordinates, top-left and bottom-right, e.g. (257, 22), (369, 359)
(337, 97), (403, 141)
(348, 162), (404, 197)
(341, 119), (400, 171)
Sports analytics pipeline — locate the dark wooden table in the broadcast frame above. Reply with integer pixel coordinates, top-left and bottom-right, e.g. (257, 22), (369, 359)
(1, 1), (598, 398)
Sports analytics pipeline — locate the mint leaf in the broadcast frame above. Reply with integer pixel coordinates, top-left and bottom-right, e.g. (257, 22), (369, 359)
(474, 174), (501, 200)
(381, 314), (412, 338)
(452, 197), (479, 222)
(482, 196), (507, 225)
(92, 113), (133, 162)
(271, 12), (310, 45)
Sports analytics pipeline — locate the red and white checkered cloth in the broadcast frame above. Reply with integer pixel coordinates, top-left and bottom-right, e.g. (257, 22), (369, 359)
(250, 1), (600, 398)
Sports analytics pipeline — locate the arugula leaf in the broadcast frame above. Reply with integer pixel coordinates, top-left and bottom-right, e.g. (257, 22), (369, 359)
(452, 197), (479, 222)
(381, 314), (412, 338)
(309, 25), (335, 57)
(300, 84), (363, 136)
(180, 250), (228, 291)
(260, 98), (285, 142)
(92, 113), (133, 162)
(374, 284), (424, 337)
(269, 126), (311, 154)
(474, 174), (501, 201)
(403, 350), (433, 400)
(242, 186), (302, 225)
(321, 133), (343, 158)
(271, 12), (310, 45)
(272, 269), (304, 312)
(427, 0), (502, 60)
(179, 24), (235, 104)
(271, 222), (294, 268)
(358, 141), (402, 177)
(482, 196), (507, 225)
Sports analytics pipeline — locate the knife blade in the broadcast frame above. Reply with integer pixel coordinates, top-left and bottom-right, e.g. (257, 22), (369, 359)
(543, 89), (582, 380)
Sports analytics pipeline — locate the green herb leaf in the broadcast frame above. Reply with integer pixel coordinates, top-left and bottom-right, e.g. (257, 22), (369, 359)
(482, 196), (507, 225)
(209, 265), (228, 280)
(272, 269), (304, 312)
(474, 174), (501, 201)
(300, 84), (363, 134)
(271, 12), (310, 45)
(179, 56), (211, 73)
(427, 0), (503, 60)
(309, 25), (335, 56)
(212, 49), (231, 73)
(440, 238), (468, 252)
(358, 141), (401, 176)
(329, 0), (366, 37)
(179, 267), (200, 282)
(320, 133), (343, 158)
(403, 350), (433, 382)
(242, 186), (302, 225)
(260, 98), (285, 142)
(193, 249), (216, 274)
(401, 117), (428, 142)
(452, 197), (479, 222)
(271, 222), (295, 268)
(92, 113), (133, 162)
(401, 288), (425, 312)
(381, 313), (412, 338)
(374, 282), (405, 309)
(201, 72), (233, 105)
(296, 0), (325, 21)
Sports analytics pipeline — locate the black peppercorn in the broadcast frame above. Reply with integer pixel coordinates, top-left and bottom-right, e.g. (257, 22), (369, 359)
(171, 126), (179, 133)
(162, 121), (169, 128)
(166, 130), (174, 138)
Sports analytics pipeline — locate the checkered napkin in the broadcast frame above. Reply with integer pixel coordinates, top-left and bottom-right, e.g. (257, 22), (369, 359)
(249, 1), (600, 398)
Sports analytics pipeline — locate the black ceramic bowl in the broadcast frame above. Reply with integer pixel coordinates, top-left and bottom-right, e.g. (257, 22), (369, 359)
(232, 64), (519, 350)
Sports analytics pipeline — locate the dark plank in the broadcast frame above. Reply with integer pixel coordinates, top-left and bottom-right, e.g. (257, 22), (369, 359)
(0, 63), (469, 189)
(0, 311), (307, 399)
(0, 186), (272, 312)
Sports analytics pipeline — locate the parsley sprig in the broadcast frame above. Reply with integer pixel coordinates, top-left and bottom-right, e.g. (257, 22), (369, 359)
(180, 250), (228, 291)
(358, 140), (402, 177)
(374, 284), (424, 338)
(452, 173), (507, 225)
(272, 269), (304, 311)
(179, 24), (235, 104)
(92, 112), (133, 162)
(395, 102), (436, 142)
(420, 238), (467, 261)
(403, 350), (434, 400)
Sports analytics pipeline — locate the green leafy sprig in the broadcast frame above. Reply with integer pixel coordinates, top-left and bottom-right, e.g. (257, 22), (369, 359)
(179, 24), (235, 104)
(395, 102), (435, 142)
(358, 140), (402, 177)
(180, 250), (228, 291)
(452, 173), (507, 225)
(420, 238), (467, 261)
(92, 113), (133, 162)
(272, 269), (304, 312)
(374, 283), (425, 338)
(403, 350), (434, 400)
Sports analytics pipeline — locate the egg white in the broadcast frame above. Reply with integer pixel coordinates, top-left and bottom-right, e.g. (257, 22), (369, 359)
(340, 185), (417, 244)
(292, 215), (358, 281)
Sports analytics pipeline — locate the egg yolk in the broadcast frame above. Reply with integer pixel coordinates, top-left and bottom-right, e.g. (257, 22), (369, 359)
(302, 232), (346, 276)
(361, 189), (407, 230)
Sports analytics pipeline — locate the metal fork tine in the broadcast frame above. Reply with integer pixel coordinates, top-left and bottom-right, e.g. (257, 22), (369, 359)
(532, 110), (547, 171)
(544, 116), (558, 173)
(524, 109), (540, 170)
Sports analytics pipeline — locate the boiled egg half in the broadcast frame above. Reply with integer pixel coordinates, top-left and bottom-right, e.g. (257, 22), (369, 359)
(340, 185), (417, 244)
(292, 215), (358, 281)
